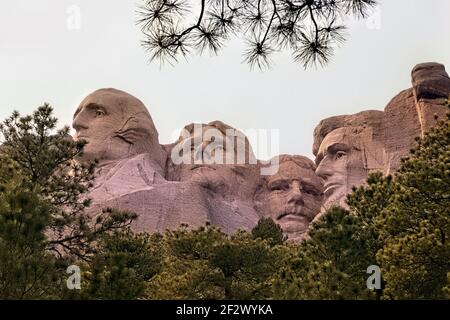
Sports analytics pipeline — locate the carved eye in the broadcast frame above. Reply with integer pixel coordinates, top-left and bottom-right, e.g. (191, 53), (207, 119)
(95, 109), (105, 117)
(335, 151), (346, 159)
(270, 181), (289, 192)
(302, 186), (319, 196)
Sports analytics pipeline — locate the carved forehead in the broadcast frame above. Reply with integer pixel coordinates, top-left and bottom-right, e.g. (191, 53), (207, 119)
(277, 155), (316, 169)
(317, 127), (364, 156)
(268, 155), (321, 185)
(183, 124), (224, 137)
(75, 88), (150, 119)
(312, 110), (384, 156)
(178, 121), (256, 160)
(180, 121), (240, 139)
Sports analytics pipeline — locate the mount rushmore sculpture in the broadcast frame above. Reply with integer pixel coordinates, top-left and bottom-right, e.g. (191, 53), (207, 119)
(73, 62), (450, 241)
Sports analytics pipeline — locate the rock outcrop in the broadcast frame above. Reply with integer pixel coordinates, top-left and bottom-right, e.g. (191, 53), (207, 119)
(73, 62), (449, 241)
(313, 62), (450, 214)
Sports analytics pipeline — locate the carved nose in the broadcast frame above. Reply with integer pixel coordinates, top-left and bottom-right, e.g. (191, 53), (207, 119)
(316, 162), (332, 179)
(288, 184), (304, 206)
(72, 114), (88, 132)
(289, 192), (303, 202)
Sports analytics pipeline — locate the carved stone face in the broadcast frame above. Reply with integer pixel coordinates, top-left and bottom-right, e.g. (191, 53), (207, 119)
(72, 88), (163, 166)
(255, 156), (323, 240)
(315, 127), (372, 208)
(170, 122), (258, 198)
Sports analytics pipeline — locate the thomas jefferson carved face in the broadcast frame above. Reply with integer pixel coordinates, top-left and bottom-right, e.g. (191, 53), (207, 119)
(169, 121), (258, 198)
(72, 88), (163, 166)
(255, 155), (323, 241)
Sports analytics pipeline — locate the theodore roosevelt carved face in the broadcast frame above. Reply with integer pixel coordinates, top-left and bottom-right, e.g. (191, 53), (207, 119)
(255, 155), (324, 241)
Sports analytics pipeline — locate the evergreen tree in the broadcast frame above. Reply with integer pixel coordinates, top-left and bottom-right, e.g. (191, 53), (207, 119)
(81, 231), (163, 300)
(147, 224), (287, 299)
(251, 217), (286, 246)
(137, 0), (378, 68)
(0, 158), (65, 299)
(375, 110), (450, 299)
(146, 225), (229, 299)
(0, 105), (136, 260)
(272, 207), (376, 299)
(0, 106), (139, 299)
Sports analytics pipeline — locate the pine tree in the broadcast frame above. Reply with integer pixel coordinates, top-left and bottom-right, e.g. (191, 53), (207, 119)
(146, 225), (228, 299)
(272, 207), (376, 299)
(0, 105), (136, 260)
(375, 109), (450, 299)
(0, 106), (140, 299)
(80, 231), (163, 300)
(252, 217), (286, 246)
(0, 158), (65, 299)
(137, 0), (378, 68)
(146, 224), (287, 299)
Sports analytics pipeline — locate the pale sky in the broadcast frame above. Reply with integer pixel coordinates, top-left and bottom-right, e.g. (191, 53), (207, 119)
(1, 0), (449, 159)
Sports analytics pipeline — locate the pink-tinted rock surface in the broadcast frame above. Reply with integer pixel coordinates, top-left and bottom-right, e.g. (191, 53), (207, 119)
(313, 62), (450, 214)
(73, 62), (449, 241)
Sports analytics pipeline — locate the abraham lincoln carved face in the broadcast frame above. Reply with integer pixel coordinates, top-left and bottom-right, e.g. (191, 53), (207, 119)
(315, 126), (385, 209)
(72, 88), (163, 166)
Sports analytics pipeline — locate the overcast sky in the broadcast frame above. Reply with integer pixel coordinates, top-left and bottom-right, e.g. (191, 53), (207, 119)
(1, 0), (449, 159)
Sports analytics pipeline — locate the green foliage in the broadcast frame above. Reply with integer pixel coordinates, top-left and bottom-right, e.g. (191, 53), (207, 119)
(0, 106), (137, 299)
(444, 273), (450, 298)
(0, 164), (65, 299)
(347, 173), (395, 255)
(0, 105), (136, 260)
(251, 217), (286, 246)
(147, 225), (289, 300)
(0, 105), (449, 300)
(138, 0), (377, 69)
(273, 207), (376, 300)
(375, 111), (450, 299)
(273, 108), (449, 300)
(80, 231), (163, 300)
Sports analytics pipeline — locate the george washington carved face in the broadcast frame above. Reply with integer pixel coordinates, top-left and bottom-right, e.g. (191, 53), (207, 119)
(255, 155), (324, 241)
(72, 88), (163, 167)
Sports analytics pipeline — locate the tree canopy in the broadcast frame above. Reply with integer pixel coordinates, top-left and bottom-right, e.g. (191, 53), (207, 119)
(1, 104), (448, 299)
(137, 0), (378, 68)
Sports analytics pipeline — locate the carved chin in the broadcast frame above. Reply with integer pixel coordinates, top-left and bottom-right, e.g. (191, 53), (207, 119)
(277, 209), (309, 224)
(83, 145), (108, 161)
(84, 137), (132, 162)
(279, 218), (309, 234)
(323, 186), (347, 208)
